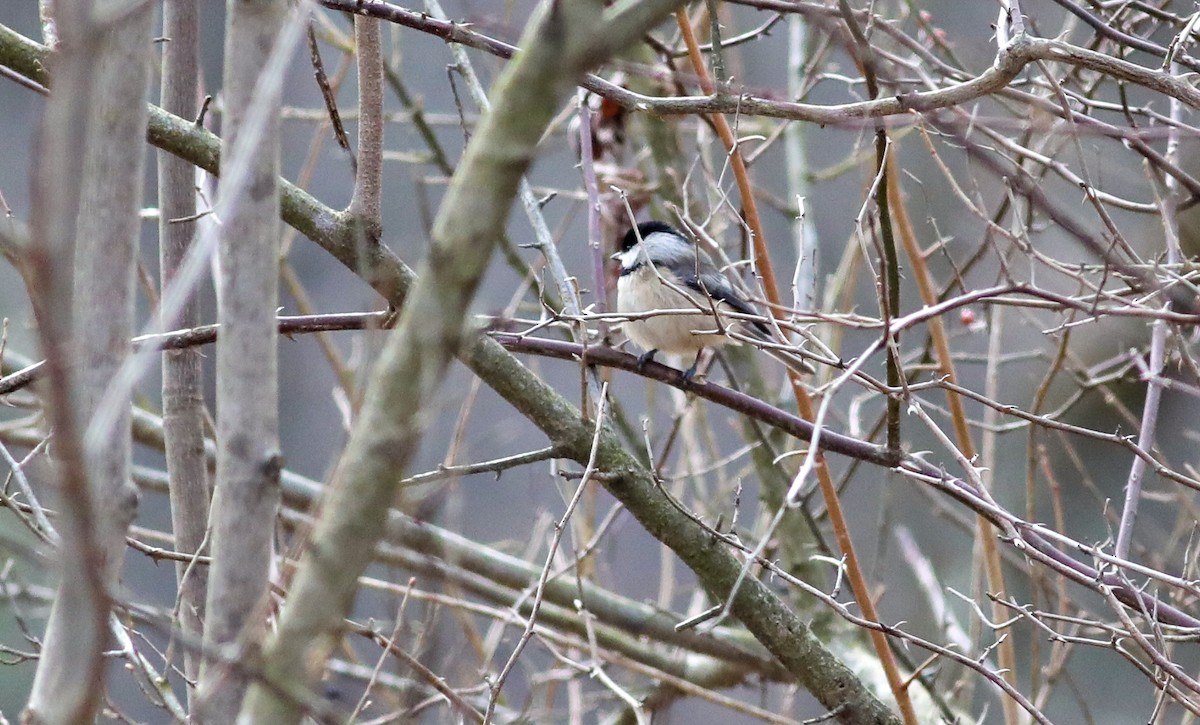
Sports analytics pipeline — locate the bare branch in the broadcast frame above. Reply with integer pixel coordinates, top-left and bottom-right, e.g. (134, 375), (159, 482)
(194, 0), (294, 719)
(157, 0), (210, 701)
(24, 1), (154, 721)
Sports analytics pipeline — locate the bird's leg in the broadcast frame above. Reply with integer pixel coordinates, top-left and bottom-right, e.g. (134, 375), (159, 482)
(681, 350), (704, 383)
(635, 349), (658, 373)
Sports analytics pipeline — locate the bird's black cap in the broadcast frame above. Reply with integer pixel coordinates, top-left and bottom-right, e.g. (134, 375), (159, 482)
(620, 221), (682, 251)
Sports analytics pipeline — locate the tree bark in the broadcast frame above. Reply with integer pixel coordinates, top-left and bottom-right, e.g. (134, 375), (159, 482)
(194, 0), (288, 720)
(24, 0), (154, 721)
(158, 0), (211, 704)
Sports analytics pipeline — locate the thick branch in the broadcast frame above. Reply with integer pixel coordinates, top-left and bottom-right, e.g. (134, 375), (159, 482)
(25, 3), (154, 722)
(195, 0), (290, 719)
(239, 1), (699, 722)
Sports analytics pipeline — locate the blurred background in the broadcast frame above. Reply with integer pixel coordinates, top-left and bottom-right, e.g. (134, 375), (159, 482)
(2, 0), (1197, 722)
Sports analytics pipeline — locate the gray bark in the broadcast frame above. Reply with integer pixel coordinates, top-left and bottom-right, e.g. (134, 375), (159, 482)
(158, 0), (211, 703)
(194, 0), (289, 720)
(346, 13), (383, 236)
(25, 0), (154, 721)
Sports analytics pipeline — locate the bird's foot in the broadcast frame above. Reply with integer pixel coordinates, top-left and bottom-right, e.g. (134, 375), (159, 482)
(681, 351), (704, 384)
(635, 349), (658, 373)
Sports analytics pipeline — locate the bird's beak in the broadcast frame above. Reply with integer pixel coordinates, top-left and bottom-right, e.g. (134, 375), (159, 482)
(609, 251), (622, 261)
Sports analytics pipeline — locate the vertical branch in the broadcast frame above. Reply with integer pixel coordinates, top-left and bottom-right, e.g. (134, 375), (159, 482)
(577, 90), (607, 318)
(22, 1), (97, 714)
(835, 0), (900, 452)
(195, 0), (290, 719)
(785, 14), (817, 313)
(672, 9), (783, 314)
(876, 134), (901, 451)
(158, 0), (211, 702)
(72, 0), (154, 666)
(347, 11), (383, 236)
(977, 301), (1018, 718)
(702, 0), (726, 86)
(675, 9), (915, 724)
(1114, 22), (1191, 558)
(25, 1), (154, 722)
(37, 0), (58, 47)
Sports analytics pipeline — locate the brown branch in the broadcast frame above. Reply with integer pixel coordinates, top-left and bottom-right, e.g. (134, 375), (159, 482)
(1, 312), (392, 395)
(885, 155), (1019, 724)
(674, 8), (916, 722)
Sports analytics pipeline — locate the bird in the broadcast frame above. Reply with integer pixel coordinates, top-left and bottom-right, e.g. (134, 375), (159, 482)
(612, 221), (814, 381)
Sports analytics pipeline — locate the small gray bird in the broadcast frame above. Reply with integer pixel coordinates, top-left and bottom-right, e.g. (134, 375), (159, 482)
(612, 221), (814, 380)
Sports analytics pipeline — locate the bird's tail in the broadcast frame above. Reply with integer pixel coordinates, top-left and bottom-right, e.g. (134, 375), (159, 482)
(731, 316), (816, 375)
(763, 345), (815, 375)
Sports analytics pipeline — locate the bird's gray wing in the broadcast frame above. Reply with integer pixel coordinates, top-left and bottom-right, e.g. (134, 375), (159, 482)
(682, 272), (773, 339)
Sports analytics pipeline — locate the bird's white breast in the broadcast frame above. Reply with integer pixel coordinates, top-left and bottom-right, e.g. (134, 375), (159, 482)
(616, 266), (735, 355)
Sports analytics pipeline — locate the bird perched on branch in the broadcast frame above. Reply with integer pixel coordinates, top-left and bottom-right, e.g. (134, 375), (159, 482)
(612, 221), (814, 381)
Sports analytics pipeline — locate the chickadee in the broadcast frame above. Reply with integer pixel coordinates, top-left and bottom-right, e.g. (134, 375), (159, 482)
(612, 221), (814, 380)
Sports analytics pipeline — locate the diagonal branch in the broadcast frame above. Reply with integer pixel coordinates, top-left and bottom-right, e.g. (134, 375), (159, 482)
(238, 1), (695, 721)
